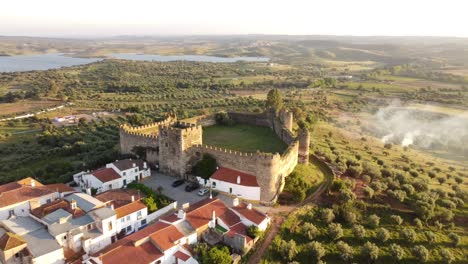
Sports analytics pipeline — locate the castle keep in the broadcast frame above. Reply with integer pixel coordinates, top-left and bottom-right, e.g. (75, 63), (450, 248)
(119, 110), (310, 203)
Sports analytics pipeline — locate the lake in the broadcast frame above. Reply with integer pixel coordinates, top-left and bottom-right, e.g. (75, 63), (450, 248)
(0, 53), (269, 72)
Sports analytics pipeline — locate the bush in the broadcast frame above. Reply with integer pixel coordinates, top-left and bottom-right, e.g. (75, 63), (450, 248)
(322, 208), (335, 224)
(302, 223), (319, 240)
(390, 215), (403, 225)
(328, 223), (344, 240)
(336, 241), (353, 261)
(246, 225), (262, 238)
(331, 179), (347, 192)
(412, 245), (429, 262)
(400, 228), (417, 243)
(203, 246), (232, 264)
(368, 214), (380, 228)
(352, 224), (366, 239)
(376, 227), (390, 242)
(440, 248), (454, 264)
(308, 241), (326, 261)
(361, 241), (379, 262)
(215, 112), (236, 126)
(389, 243), (405, 261)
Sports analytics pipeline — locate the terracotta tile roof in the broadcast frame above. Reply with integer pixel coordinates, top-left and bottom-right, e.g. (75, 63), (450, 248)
(174, 250), (191, 261)
(31, 199), (85, 219)
(211, 167), (259, 187)
(97, 239), (163, 264)
(95, 189), (141, 209)
(149, 225), (184, 251)
(0, 178), (55, 208)
(45, 183), (76, 193)
(91, 168), (121, 183)
(232, 204), (268, 225)
(227, 222), (252, 243)
(112, 159), (146, 171)
(0, 232), (27, 250)
(160, 214), (180, 223)
(115, 201), (146, 219)
(185, 198), (239, 230)
(218, 208), (241, 227)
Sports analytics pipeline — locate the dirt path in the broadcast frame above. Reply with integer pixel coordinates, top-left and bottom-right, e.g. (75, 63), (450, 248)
(247, 171), (332, 264)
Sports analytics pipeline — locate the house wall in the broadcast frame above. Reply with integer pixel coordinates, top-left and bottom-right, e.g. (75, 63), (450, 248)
(145, 201), (177, 224)
(116, 207), (148, 234)
(0, 193), (57, 221)
(32, 248), (64, 264)
(197, 177), (261, 201)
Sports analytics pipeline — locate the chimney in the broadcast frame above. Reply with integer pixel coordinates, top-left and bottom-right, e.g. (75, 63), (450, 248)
(177, 209), (186, 219)
(237, 176), (241, 185)
(110, 204), (114, 210)
(132, 163), (136, 168)
(70, 199), (77, 210)
(86, 188), (91, 196)
(143, 162), (147, 169)
(30, 179), (36, 187)
(232, 198), (240, 207)
(212, 210), (216, 222)
(247, 203), (252, 210)
(131, 195), (135, 202)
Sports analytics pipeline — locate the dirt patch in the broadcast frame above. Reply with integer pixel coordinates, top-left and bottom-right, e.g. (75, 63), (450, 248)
(0, 100), (61, 116)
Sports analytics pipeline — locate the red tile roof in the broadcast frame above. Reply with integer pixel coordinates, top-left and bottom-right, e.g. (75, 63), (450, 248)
(226, 222), (252, 243)
(112, 159), (146, 171)
(0, 178), (55, 208)
(174, 250), (191, 261)
(160, 214), (180, 223)
(185, 198), (239, 230)
(45, 183), (76, 193)
(95, 189), (142, 209)
(91, 168), (121, 183)
(149, 225), (184, 251)
(232, 204), (268, 225)
(115, 201), (146, 219)
(211, 167), (259, 187)
(31, 199), (85, 218)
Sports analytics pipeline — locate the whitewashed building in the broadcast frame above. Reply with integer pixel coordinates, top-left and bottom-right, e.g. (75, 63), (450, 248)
(0, 178), (58, 221)
(197, 167), (261, 201)
(73, 159), (151, 194)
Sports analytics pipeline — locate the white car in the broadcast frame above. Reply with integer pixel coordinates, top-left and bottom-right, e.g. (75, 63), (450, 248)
(198, 188), (209, 196)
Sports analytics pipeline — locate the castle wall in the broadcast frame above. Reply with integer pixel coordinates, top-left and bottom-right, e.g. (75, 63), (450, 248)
(181, 115), (216, 127)
(119, 128), (158, 155)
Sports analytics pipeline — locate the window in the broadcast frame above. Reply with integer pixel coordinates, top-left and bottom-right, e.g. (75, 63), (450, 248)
(135, 168), (138, 173)
(126, 226), (132, 232)
(126, 215), (131, 221)
(121, 218), (125, 223)
(141, 219), (147, 225)
(212, 182), (216, 188)
(8, 210), (14, 217)
(63, 235), (67, 240)
(123, 172), (126, 176)
(137, 211), (142, 219)
(46, 199), (52, 203)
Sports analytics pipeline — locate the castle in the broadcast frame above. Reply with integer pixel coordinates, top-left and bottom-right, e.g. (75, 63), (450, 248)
(119, 110), (310, 203)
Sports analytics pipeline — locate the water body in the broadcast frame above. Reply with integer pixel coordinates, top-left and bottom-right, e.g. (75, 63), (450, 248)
(0, 53), (269, 72)
(0, 53), (102, 72)
(110, 53), (270, 63)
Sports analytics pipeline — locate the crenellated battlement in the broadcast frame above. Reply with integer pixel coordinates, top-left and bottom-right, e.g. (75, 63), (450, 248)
(191, 144), (280, 160)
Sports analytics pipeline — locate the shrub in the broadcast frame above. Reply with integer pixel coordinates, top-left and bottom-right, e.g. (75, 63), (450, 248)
(214, 112), (236, 126)
(352, 224), (366, 239)
(322, 208), (335, 224)
(361, 241), (379, 262)
(302, 223), (319, 240)
(204, 246), (232, 264)
(390, 215), (403, 225)
(308, 241), (326, 261)
(368, 214), (380, 228)
(412, 245), (429, 262)
(400, 228), (417, 243)
(331, 179), (347, 192)
(440, 248), (454, 264)
(387, 189), (406, 202)
(376, 227), (390, 242)
(328, 223), (344, 240)
(336, 241), (353, 261)
(339, 188), (356, 203)
(343, 211), (357, 225)
(448, 233), (460, 247)
(246, 225), (261, 238)
(389, 243), (405, 261)
(192, 154), (217, 179)
(363, 186), (374, 199)
(414, 218), (423, 229)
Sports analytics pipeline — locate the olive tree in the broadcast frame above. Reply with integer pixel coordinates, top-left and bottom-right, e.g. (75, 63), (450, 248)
(368, 214), (380, 228)
(376, 227), (390, 242)
(361, 241), (379, 262)
(308, 241), (326, 261)
(336, 241), (353, 262)
(302, 222), (319, 240)
(352, 224), (366, 239)
(400, 228), (417, 243)
(390, 215), (403, 225)
(440, 248), (454, 264)
(328, 223), (344, 240)
(412, 245), (430, 262)
(322, 208), (335, 224)
(389, 243), (405, 261)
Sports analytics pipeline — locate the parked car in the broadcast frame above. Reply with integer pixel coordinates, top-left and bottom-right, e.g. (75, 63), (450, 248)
(172, 179), (185, 187)
(185, 182), (200, 192)
(198, 188), (209, 196)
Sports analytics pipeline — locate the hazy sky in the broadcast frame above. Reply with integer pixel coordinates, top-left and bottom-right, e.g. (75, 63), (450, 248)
(1, 0), (467, 37)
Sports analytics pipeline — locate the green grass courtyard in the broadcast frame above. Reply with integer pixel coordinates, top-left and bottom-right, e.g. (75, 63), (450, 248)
(202, 124), (288, 154)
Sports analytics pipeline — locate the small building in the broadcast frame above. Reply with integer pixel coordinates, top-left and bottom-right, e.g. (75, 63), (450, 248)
(0, 216), (65, 264)
(0, 178), (58, 221)
(197, 167), (261, 201)
(73, 159), (151, 194)
(96, 190), (148, 236)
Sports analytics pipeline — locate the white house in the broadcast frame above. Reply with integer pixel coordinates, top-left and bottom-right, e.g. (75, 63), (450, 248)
(95, 189), (148, 236)
(29, 193), (118, 255)
(0, 216), (65, 264)
(73, 159), (151, 194)
(197, 167), (261, 201)
(0, 178), (58, 221)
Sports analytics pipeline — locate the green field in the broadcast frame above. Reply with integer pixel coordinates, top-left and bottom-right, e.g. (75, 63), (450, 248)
(202, 124), (287, 154)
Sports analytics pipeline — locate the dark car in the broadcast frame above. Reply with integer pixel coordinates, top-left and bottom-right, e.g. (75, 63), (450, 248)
(171, 179), (185, 187)
(185, 182), (200, 192)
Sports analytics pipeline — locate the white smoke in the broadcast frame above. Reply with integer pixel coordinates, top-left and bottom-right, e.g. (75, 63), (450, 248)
(374, 102), (468, 151)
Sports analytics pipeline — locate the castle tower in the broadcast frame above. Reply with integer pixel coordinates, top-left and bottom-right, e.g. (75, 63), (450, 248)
(158, 122), (202, 177)
(298, 128), (310, 164)
(279, 109), (293, 132)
